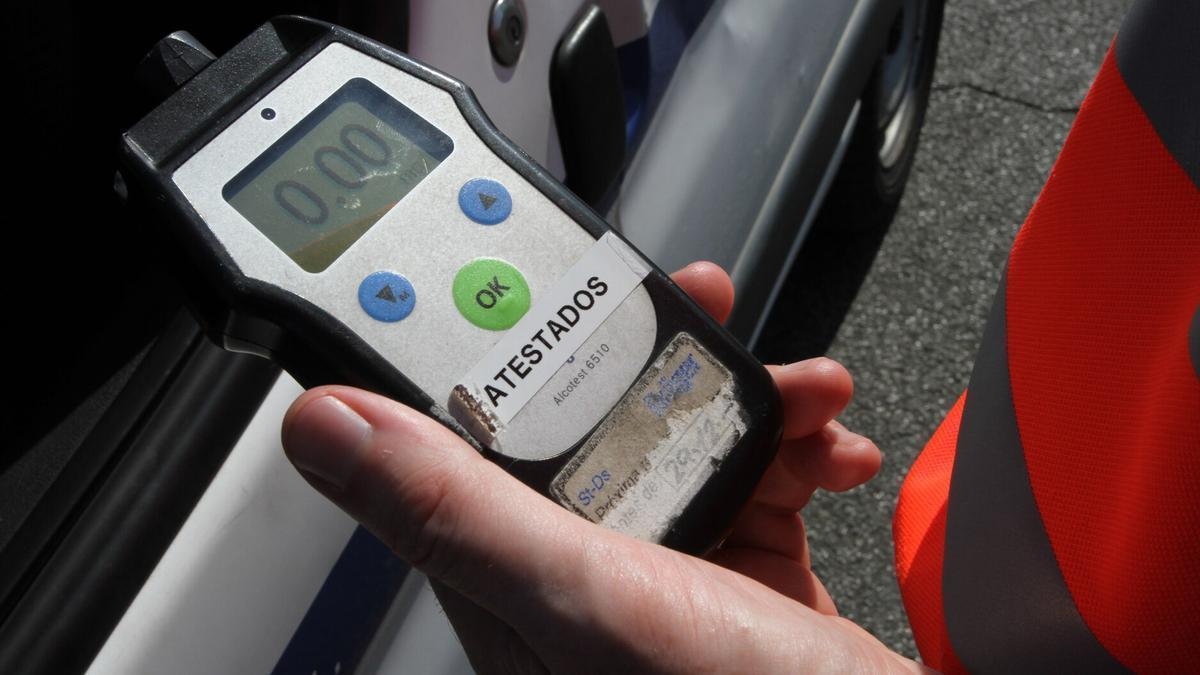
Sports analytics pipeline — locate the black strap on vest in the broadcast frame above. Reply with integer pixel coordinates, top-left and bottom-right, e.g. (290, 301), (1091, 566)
(943, 3), (1198, 668)
(1116, 0), (1200, 190)
(942, 275), (1129, 674)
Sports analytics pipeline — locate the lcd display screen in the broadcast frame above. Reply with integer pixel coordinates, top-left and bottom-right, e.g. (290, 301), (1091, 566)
(224, 78), (454, 273)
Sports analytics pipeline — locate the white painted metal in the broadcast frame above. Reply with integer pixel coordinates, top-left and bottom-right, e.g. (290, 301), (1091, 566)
(88, 378), (357, 674)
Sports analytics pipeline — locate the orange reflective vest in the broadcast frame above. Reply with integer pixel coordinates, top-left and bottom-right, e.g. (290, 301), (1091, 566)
(892, 2), (1199, 672)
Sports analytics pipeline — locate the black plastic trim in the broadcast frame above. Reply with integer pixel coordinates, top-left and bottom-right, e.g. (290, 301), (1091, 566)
(0, 311), (198, 623)
(0, 322), (279, 675)
(550, 4), (627, 205)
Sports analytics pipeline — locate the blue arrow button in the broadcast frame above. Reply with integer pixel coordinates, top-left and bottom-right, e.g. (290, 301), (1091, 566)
(358, 271), (416, 322)
(458, 178), (512, 225)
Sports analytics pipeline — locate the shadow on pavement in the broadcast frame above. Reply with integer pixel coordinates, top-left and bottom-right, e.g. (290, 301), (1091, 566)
(753, 208), (894, 365)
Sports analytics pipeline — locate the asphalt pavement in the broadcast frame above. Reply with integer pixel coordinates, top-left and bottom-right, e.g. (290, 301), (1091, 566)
(755, 0), (1132, 658)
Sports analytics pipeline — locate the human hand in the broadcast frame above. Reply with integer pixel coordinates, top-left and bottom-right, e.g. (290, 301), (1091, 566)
(282, 262), (925, 673)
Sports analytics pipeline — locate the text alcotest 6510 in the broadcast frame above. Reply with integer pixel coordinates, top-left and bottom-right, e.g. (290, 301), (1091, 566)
(119, 16), (782, 554)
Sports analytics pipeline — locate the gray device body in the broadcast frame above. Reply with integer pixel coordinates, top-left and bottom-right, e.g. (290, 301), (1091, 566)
(119, 16), (782, 554)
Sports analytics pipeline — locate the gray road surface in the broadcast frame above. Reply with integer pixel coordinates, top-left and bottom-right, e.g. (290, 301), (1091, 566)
(759, 0), (1133, 658)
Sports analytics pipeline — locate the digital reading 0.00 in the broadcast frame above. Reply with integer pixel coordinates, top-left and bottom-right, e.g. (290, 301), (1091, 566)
(224, 78), (454, 273)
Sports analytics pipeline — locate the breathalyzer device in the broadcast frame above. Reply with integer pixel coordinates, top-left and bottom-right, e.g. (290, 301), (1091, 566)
(119, 16), (782, 554)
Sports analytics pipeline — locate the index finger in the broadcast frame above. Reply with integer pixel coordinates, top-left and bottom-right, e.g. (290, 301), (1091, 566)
(670, 261), (735, 324)
(768, 358), (854, 439)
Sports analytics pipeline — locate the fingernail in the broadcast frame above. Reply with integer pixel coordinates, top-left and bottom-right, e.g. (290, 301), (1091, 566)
(285, 395), (372, 489)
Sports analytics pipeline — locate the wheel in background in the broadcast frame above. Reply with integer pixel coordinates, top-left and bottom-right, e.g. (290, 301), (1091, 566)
(821, 0), (945, 232)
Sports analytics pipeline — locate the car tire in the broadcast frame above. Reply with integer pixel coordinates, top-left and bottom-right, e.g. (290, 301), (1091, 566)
(820, 0), (945, 233)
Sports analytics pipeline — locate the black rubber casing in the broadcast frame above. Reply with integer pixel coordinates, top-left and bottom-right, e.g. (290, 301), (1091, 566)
(119, 16), (781, 555)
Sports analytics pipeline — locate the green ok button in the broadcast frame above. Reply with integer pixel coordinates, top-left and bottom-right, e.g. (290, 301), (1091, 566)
(453, 258), (532, 330)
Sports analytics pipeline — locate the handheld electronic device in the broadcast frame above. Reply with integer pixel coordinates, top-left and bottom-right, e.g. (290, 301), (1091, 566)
(119, 16), (782, 554)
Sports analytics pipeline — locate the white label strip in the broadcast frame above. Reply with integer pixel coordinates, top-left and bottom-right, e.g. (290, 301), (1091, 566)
(453, 233), (650, 425)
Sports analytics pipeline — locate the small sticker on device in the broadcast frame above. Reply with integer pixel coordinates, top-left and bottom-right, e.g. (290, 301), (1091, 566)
(551, 332), (747, 542)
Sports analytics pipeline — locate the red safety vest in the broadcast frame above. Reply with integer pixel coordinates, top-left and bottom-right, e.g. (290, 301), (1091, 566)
(892, 2), (1199, 673)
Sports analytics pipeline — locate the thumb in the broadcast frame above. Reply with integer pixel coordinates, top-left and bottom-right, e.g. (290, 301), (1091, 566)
(279, 386), (910, 673)
(281, 385), (602, 626)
